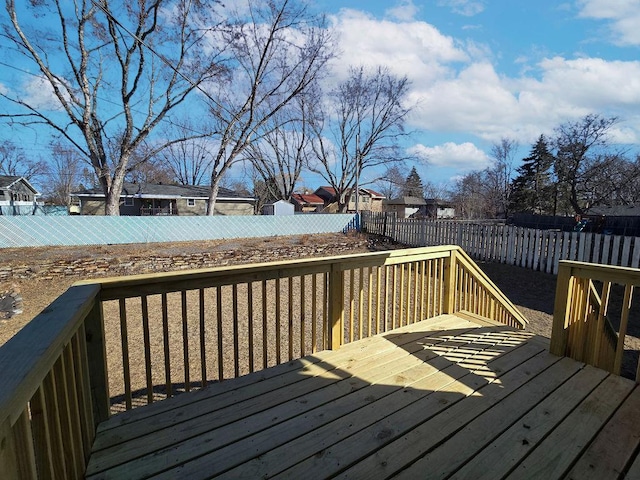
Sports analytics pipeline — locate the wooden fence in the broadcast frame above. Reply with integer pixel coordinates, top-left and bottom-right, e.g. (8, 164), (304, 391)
(362, 211), (640, 274)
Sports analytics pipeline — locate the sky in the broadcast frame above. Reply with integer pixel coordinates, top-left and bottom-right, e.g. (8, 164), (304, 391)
(1, 0), (640, 192)
(304, 0), (640, 189)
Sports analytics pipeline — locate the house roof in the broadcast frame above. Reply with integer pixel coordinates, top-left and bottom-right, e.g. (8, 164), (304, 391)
(424, 198), (454, 208)
(586, 205), (640, 217)
(384, 196), (427, 206)
(72, 182), (255, 201)
(0, 175), (40, 195)
(291, 193), (325, 205)
(314, 186), (385, 199)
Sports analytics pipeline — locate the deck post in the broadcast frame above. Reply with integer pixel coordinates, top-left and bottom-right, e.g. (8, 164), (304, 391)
(550, 262), (573, 356)
(443, 250), (457, 314)
(84, 298), (111, 427)
(328, 264), (344, 350)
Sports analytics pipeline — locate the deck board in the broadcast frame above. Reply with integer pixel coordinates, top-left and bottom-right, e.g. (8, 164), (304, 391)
(86, 314), (640, 480)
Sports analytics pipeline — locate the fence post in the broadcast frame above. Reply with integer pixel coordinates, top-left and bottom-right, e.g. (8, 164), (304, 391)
(549, 262), (573, 357)
(328, 264), (344, 350)
(443, 249), (457, 314)
(84, 298), (110, 427)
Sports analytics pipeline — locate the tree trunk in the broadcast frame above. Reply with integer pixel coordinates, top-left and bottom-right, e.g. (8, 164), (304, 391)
(206, 178), (221, 216)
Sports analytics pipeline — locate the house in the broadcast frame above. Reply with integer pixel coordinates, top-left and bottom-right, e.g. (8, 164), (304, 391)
(313, 186), (385, 213)
(72, 182), (255, 216)
(0, 175), (41, 215)
(290, 193), (325, 213)
(425, 198), (456, 219)
(383, 196), (427, 218)
(262, 199), (295, 216)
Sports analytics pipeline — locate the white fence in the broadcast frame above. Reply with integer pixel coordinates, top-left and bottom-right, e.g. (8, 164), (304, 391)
(362, 211), (640, 274)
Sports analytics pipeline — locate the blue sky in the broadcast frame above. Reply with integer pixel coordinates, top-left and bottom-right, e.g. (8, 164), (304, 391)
(302, 0), (640, 189)
(2, 0), (640, 191)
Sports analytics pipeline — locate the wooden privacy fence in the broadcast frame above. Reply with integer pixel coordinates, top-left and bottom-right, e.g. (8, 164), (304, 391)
(362, 211), (640, 274)
(550, 260), (640, 381)
(0, 245), (525, 479)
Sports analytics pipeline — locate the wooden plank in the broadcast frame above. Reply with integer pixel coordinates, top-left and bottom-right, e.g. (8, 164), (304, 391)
(334, 350), (568, 479)
(84, 297), (110, 427)
(567, 385), (640, 479)
(120, 325), (531, 479)
(612, 234), (622, 265)
(0, 419), (19, 480)
(448, 365), (609, 480)
(232, 284), (240, 377)
(30, 386), (54, 479)
(42, 369), (67, 478)
(508, 374), (634, 479)
(63, 344), (86, 474)
(288, 278), (294, 359)
(262, 280), (268, 368)
(72, 328), (94, 459)
(247, 284), (254, 373)
(614, 284), (634, 375)
(632, 237), (640, 268)
(216, 286), (224, 380)
(300, 276), (306, 356)
(198, 290), (207, 388)
(88, 319), (481, 477)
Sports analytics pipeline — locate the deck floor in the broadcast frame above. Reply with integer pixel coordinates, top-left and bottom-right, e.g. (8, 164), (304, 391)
(87, 314), (640, 479)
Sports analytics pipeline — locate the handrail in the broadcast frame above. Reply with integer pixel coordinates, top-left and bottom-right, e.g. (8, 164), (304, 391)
(551, 260), (639, 380)
(0, 245), (524, 479)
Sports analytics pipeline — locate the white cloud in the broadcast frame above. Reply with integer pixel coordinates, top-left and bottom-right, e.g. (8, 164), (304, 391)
(385, 0), (420, 21)
(437, 0), (486, 16)
(330, 9), (468, 83)
(577, 0), (640, 45)
(20, 76), (63, 111)
(409, 142), (492, 170)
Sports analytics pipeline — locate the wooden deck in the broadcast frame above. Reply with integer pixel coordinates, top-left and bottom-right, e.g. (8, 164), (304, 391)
(86, 314), (640, 479)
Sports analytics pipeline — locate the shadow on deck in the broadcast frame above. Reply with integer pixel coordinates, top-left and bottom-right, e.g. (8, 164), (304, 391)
(86, 314), (640, 479)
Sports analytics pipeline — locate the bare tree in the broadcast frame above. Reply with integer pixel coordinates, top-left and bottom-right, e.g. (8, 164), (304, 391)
(308, 66), (413, 211)
(242, 95), (314, 201)
(0, 140), (47, 183)
(2, 0), (224, 214)
(486, 137), (519, 218)
(203, 0), (334, 215)
(374, 164), (408, 199)
(553, 114), (618, 215)
(155, 122), (214, 186)
(45, 142), (83, 207)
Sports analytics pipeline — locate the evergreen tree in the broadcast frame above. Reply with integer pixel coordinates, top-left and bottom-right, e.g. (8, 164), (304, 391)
(403, 167), (424, 198)
(509, 135), (555, 214)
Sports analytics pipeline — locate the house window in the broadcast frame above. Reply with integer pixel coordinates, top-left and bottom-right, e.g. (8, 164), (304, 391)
(187, 198), (196, 207)
(124, 197), (134, 206)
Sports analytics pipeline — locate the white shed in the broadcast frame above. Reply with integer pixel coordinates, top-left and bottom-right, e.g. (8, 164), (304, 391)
(262, 199), (295, 216)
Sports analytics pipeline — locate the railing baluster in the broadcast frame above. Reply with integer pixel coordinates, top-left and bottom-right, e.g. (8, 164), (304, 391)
(72, 327), (93, 456)
(29, 386), (54, 479)
(12, 407), (37, 478)
(375, 266), (382, 333)
(248, 283), (254, 373)
(198, 289), (207, 388)
(358, 268), (364, 339)
(288, 278), (294, 360)
(118, 298), (132, 410)
(181, 291), (190, 392)
(141, 296), (154, 402)
(42, 369), (66, 477)
(614, 284), (634, 375)
(349, 269), (355, 343)
(161, 294), (172, 398)
(232, 284), (240, 378)
(275, 279), (281, 363)
(311, 274), (318, 353)
(216, 286), (224, 381)
(63, 343), (85, 473)
(368, 267), (374, 335)
(300, 276), (306, 357)
(262, 280), (268, 368)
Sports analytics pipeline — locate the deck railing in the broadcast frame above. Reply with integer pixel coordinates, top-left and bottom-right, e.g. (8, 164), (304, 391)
(0, 245), (526, 479)
(550, 260), (640, 380)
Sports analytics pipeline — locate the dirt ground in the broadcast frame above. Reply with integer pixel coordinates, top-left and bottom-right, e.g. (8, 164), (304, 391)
(1, 232), (638, 398)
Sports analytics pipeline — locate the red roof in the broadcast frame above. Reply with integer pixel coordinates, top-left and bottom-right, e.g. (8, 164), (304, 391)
(291, 193), (325, 205)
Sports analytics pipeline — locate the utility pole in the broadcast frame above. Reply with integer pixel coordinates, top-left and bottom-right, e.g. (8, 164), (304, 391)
(355, 133), (360, 213)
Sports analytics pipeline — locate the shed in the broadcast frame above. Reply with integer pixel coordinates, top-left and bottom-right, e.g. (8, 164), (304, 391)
(262, 200), (295, 216)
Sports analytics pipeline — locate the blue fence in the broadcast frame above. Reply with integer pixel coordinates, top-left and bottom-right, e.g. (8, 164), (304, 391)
(0, 214), (359, 248)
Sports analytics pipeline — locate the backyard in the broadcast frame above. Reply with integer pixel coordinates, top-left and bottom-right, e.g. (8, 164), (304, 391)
(1, 231), (637, 383)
